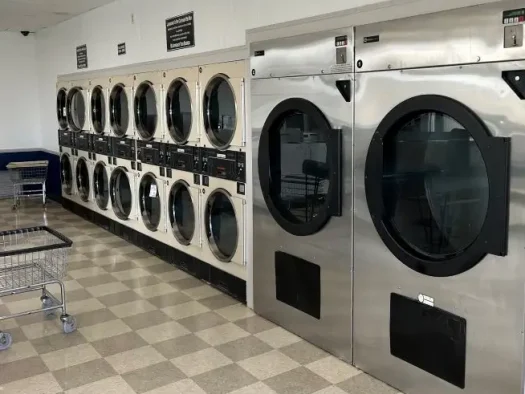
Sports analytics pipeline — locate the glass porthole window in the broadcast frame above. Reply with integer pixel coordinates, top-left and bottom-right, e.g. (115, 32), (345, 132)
(110, 84), (129, 136)
(205, 190), (238, 262)
(60, 154), (73, 195)
(67, 87), (86, 131)
(76, 158), (90, 202)
(139, 173), (161, 231)
(110, 167), (132, 220)
(93, 162), (109, 209)
(57, 88), (68, 130)
(134, 81), (158, 140)
(203, 75), (236, 149)
(166, 79), (192, 144)
(169, 181), (195, 245)
(91, 86), (106, 134)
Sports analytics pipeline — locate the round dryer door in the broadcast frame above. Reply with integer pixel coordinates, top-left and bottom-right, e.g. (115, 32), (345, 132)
(205, 189), (238, 262)
(110, 84), (129, 137)
(110, 167), (133, 220)
(169, 181), (195, 245)
(203, 75), (236, 149)
(139, 173), (161, 231)
(166, 79), (192, 144)
(258, 98), (342, 236)
(134, 81), (158, 140)
(91, 86), (106, 135)
(57, 88), (68, 130)
(76, 158), (90, 202)
(93, 162), (109, 209)
(365, 95), (510, 277)
(60, 154), (73, 195)
(67, 87), (86, 131)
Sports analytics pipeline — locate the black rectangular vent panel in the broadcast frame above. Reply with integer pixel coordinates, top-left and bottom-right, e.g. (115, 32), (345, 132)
(390, 293), (467, 389)
(275, 251), (320, 319)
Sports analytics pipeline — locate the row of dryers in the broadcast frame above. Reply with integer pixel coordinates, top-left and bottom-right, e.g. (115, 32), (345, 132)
(56, 61), (246, 151)
(59, 130), (246, 280)
(252, 2), (525, 394)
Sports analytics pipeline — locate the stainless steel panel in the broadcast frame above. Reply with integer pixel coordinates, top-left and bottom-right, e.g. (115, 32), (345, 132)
(252, 73), (354, 362)
(353, 61), (525, 394)
(355, 0), (525, 72)
(251, 29), (353, 79)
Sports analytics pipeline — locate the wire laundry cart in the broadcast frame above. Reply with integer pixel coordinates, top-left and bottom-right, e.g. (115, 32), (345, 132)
(0, 226), (76, 351)
(7, 160), (49, 210)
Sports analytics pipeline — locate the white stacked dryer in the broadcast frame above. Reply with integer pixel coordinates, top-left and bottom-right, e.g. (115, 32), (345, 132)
(67, 80), (89, 133)
(109, 75), (134, 139)
(133, 72), (165, 142)
(89, 77), (110, 137)
(56, 81), (70, 131)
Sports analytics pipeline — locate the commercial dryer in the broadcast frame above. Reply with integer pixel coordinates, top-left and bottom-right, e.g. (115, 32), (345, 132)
(73, 133), (93, 209)
(133, 72), (164, 142)
(353, 2), (525, 393)
(89, 78), (110, 136)
(92, 136), (112, 219)
(163, 67), (200, 146)
(109, 75), (134, 139)
(56, 81), (70, 131)
(200, 61), (246, 151)
(59, 130), (75, 203)
(251, 31), (353, 362)
(67, 80), (89, 133)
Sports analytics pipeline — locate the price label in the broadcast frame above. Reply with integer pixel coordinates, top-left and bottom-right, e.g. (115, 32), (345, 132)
(149, 184), (157, 198)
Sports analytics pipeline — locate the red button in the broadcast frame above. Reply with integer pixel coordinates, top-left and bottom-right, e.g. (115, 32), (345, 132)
(520, 16), (525, 22)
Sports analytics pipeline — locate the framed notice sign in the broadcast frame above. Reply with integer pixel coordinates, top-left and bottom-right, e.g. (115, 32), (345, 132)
(166, 12), (195, 52)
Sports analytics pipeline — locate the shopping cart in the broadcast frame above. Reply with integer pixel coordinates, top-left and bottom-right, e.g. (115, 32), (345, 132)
(7, 160), (49, 210)
(0, 226), (76, 351)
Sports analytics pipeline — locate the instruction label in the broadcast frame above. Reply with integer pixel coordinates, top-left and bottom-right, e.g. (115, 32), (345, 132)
(166, 12), (195, 52)
(76, 45), (88, 69)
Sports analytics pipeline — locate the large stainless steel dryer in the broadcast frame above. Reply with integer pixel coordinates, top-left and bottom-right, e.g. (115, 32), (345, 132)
(353, 2), (525, 393)
(252, 31), (354, 362)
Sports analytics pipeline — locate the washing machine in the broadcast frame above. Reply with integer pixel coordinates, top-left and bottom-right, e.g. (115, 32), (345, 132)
(201, 148), (246, 280)
(166, 144), (202, 257)
(67, 80), (90, 133)
(73, 133), (94, 209)
(135, 141), (169, 241)
(353, 3), (524, 394)
(200, 61), (246, 151)
(57, 81), (70, 131)
(251, 31), (353, 362)
(163, 67), (200, 146)
(109, 75), (134, 138)
(133, 71), (165, 142)
(89, 77), (110, 136)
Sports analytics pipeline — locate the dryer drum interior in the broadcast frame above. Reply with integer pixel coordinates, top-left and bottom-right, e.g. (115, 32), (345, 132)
(205, 189), (238, 262)
(166, 79), (192, 144)
(139, 173), (161, 231)
(134, 81), (158, 140)
(110, 167), (132, 220)
(75, 158), (90, 202)
(57, 88), (68, 130)
(66, 87), (86, 131)
(110, 84), (129, 136)
(258, 98), (342, 237)
(93, 162), (109, 209)
(91, 86), (106, 134)
(365, 95), (510, 277)
(60, 155), (72, 195)
(168, 181), (195, 245)
(203, 74), (237, 149)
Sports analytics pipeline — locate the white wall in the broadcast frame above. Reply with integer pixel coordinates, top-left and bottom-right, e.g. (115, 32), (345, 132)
(0, 32), (41, 150)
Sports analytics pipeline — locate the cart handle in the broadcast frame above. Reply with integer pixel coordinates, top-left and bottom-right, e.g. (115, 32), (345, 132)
(0, 226), (73, 257)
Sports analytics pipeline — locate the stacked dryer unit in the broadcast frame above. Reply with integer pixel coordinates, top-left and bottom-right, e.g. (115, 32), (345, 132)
(133, 72), (165, 142)
(72, 132), (94, 211)
(251, 32), (353, 361)
(198, 61), (247, 280)
(352, 2), (524, 394)
(58, 130), (76, 204)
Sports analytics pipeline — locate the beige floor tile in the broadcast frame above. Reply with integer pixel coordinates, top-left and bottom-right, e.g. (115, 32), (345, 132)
(41, 343), (101, 371)
(337, 373), (400, 394)
(182, 285), (222, 300)
(195, 322), (250, 346)
(159, 270), (192, 283)
(137, 321), (190, 344)
(313, 386), (350, 394)
(238, 350), (300, 380)
(280, 340), (329, 365)
(177, 311), (228, 333)
(105, 345), (166, 374)
(98, 290), (144, 307)
(68, 267), (107, 280)
(109, 299), (157, 318)
(148, 292), (192, 309)
(52, 359), (118, 391)
(162, 301), (209, 320)
(144, 379), (207, 394)
(75, 308), (118, 328)
(79, 319), (132, 342)
(215, 304), (255, 321)
(62, 279), (83, 292)
(0, 372), (63, 394)
(229, 382), (278, 394)
(121, 275), (162, 289)
(30, 330), (88, 355)
(66, 375), (136, 394)
(0, 356), (49, 385)
(111, 268), (151, 281)
(133, 283), (178, 299)
(122, 310), (172, 331)
(265, 366), (331, 394)
(5, 297), (41, 314)
(67, 298), (105, 315)
(199, 294), (239, 310)
(171, 348), (232, 377)
(192, 364), (258, 394)
(0, 341), (37, 364)
(86, 282), (130, 298)
(152, 334), (210, 360)
(91, 331), (148, 358)
(216, 336), (273, 362)
(255, 327), (302, 349)
(21, 320), (63, 340)
(122, 361), (186, 393)
(306, 356), (362, 384)
(76, 274), (118, 288)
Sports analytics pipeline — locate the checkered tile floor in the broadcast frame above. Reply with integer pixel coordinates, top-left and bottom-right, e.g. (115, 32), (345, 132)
(0, 200), (402, 394)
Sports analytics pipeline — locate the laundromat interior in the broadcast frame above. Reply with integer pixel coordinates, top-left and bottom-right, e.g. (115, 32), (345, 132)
(0, 0), (524, 393)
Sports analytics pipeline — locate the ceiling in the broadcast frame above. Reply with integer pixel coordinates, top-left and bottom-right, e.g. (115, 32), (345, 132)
(0, 0), (115, 32)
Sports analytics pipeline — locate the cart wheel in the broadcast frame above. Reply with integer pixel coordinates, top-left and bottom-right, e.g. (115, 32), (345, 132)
(11, 205), (17, 211)
(0, 332), (12, 351)
(61, 316), (77, 334)
(41, 296), (55, 317)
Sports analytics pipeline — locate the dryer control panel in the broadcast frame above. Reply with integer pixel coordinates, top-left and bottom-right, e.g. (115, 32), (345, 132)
(168, 145), (201, 173)
(201, 149), (246, 182)
(111, 137), (136, 161)
(75, 133), (92, 152)
(93, 136), (111, 155)
(137, 141), (162, 166)
(58, 130), (74, 148)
